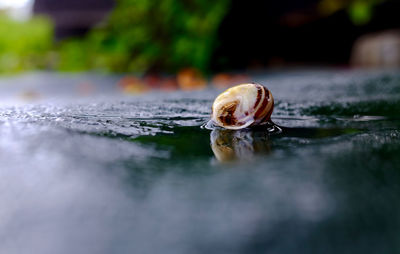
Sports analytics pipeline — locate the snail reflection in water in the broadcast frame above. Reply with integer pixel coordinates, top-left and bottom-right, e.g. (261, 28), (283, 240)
(209, 83), (280, 162)
(210, 129), (271, 162)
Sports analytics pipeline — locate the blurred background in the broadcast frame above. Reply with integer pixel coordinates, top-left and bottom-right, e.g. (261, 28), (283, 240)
(1, 2), (400, 253)
(0, 0), (399, 86)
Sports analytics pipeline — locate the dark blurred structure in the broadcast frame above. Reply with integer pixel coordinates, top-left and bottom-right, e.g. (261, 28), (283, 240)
(212, 0), (400, 70)
(351, 30), (400, 68)
(33, 0), (114, 39)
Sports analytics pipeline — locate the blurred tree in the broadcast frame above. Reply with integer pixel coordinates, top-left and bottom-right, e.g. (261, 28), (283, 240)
(0, 0), (396, 75)
(57, 0), (230, 74)
(0, 14), (53, 73)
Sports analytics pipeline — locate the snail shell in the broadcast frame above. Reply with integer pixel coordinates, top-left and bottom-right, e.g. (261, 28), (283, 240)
(211, 83), (274, 130)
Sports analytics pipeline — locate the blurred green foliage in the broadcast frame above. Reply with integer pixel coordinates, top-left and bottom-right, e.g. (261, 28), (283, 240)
(0, 14), (53, 73)
(319, 0), (384, 25)
(58, 0), (230, 73)
(0, 0), (389, 74)
(347, 0), (380, 25)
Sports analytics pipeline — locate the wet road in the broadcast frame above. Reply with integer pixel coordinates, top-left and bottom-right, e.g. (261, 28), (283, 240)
(0, 69), (400, 254)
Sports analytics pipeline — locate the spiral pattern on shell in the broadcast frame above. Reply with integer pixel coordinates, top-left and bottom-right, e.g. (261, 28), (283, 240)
(211, 83), (274, 130)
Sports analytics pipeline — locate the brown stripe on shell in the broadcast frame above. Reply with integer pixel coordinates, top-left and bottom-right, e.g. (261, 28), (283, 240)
(226, 84), (264, 127)
(251, 84), (266, 118)
(258, 104), (274, 123)
(255, 89), (274, 124)
(254, 84), (263, 109)
(254, 86), (270, 119)
(217, 100), (244, 127)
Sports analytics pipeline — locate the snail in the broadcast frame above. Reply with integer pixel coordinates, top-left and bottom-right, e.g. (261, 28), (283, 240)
(211, 83), (274, 130)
